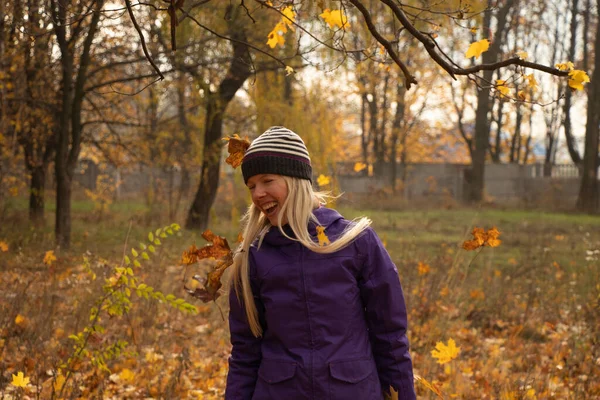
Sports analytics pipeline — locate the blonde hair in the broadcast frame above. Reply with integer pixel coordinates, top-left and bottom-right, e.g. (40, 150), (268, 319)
(229, 176), (371, 337)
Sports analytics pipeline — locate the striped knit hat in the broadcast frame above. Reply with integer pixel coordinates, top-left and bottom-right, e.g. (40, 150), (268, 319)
(242, 126), (312, 183)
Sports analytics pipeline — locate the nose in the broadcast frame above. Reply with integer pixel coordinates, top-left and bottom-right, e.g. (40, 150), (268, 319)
(252, 183), (266, 200)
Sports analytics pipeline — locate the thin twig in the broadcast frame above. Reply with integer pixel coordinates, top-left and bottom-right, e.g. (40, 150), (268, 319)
(124, 0), (165, 80)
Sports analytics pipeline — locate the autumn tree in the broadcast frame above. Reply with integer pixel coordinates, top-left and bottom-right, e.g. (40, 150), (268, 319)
(577, 0), (600, 212)
(127, 0), (581, 217)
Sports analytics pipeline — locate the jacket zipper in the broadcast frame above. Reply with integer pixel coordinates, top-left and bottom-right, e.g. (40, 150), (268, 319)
(299, 244), (315, 399)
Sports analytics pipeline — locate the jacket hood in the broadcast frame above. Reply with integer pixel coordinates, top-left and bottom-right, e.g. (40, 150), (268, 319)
(260, 206), (345, 247)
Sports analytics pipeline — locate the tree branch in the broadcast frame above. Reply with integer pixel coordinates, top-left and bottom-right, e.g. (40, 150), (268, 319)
(124, 0), (165, 80)
(348, 0), (418, 89)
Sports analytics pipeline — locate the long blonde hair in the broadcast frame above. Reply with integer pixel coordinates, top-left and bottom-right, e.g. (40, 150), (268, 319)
(229, 176), (371, 337)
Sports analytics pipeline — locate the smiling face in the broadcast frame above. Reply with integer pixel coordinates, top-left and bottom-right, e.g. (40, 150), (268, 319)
(247, 174), (289, 226)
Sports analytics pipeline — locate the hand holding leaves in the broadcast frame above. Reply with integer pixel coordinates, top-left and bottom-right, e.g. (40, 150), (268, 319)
(182, 230), (234, 303)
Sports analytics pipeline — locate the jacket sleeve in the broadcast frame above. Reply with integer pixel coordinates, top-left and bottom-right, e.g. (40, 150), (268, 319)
(358, 228), (416, 400)
(225, 254), (263, 400)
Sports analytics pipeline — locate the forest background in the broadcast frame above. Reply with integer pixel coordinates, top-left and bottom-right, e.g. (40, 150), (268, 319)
(0, 0), (599, 399)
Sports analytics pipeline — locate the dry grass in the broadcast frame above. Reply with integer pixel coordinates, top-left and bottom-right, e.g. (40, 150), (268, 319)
(0, 200), (599, 399)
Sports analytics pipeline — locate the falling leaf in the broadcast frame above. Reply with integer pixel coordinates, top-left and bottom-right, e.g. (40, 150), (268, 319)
(285, 65), (294, 76)
(431, 338), (461, 364)
(320, 9), (350, 30)
(43, 250), (57, 266)
(11, 371), (30, 388)
(224, 134), (251, 168)
(517, 90), (527, 101)
(0, 240), (8, 252)
(317, 174), (330, 186)
(465, 39), (489, 59)
(354, 162), (367, 172)
(316, 226), (330, 246)
(417, 261), (431, 276)
(516, 51), (528, 60)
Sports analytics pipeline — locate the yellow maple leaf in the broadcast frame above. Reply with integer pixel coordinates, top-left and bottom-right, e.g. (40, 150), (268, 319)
(15, 314), (26, 327)
(317, 174), (330, 186)
(0, 240), (8, 252)
(465, 39), (489, 59)
(495, 80), (511, 98)
(354, 162), (367, 172)
(431, 338), (460, 364)
(11, 371), (30, 388)
(119, 368), (135, 382)
(281, 6), (296, 29)
(568, 69), (590, 91)
(417, 261), (430, 276)
(316, 226), (330, 246)
(43, 250), (57, 266)
(267, 30), (285, 48)
(517, 90), (527, 101)
(320, 9), (350, 30)
(516, 51), (528, 60)
(53, 373), (66, 392)
(524, 73), (538, 91)
(555, 61), (575, 71)
(470, 27), (478, 34)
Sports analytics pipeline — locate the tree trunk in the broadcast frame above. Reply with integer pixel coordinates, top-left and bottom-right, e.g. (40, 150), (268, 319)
(186, 7), (251, 230)
(29, 165), (46, 225)
(390, 82), (406, 193)
(576, 0), (600, 213)
(563, 0), (582, 165)
(52, 0), (103, 248)
(466, 0), (514, 203)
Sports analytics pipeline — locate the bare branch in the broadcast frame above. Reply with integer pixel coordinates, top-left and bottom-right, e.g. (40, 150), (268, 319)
(348, 0), (418, 89)
(124, 0), (165, 80)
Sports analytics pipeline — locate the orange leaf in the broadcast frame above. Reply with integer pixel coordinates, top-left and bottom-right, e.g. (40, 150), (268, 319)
(224, 134), (250, 168)
(183, 230), (234, 302)
(181, 245), (199, 265)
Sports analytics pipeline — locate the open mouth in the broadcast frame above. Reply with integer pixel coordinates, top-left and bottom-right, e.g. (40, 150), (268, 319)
(262, 202), (278, 217)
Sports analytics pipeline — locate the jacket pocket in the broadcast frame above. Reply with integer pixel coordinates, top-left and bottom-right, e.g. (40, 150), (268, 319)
(329, 358), (380, 400)
(258, 359), (297, 383)
(253, 359), (299, 400)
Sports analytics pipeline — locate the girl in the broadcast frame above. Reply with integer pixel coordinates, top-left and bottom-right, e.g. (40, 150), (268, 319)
(226, 126), (416, 400)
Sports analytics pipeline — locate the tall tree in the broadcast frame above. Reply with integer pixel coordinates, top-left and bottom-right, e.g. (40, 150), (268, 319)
(185, 5), (252, 230)
(576, 0), (600, 213)
(467, 0), (515, 202)
(51, 0), (105, 248)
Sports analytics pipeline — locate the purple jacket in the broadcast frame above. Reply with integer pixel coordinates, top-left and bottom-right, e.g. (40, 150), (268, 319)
(226, 207), (416, 400)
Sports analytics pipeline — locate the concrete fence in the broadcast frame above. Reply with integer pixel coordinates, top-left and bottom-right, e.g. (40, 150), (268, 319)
(74, 160), (597, 209)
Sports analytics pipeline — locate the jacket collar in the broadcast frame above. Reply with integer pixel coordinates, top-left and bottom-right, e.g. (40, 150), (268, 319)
(260, 206), (344, 247)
